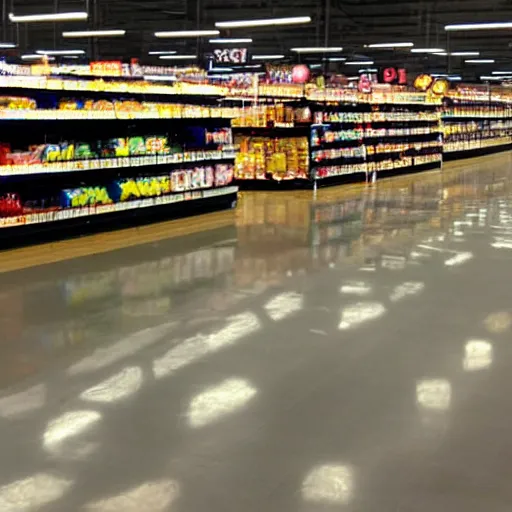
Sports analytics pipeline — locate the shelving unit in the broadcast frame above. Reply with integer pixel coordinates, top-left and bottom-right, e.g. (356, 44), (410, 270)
(442, 88), (512, 160)
(231, 88), (442, 189)
(0, 80), (239, 246)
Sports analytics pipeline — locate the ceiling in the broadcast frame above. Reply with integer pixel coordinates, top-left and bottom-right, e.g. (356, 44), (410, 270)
(4, 0), (512, 81)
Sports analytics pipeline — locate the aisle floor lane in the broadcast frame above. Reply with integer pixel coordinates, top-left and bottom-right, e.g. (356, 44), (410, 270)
(1, 152), (512, 510)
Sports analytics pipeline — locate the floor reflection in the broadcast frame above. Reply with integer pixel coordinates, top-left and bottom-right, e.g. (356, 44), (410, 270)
(0, 154), (512, 509)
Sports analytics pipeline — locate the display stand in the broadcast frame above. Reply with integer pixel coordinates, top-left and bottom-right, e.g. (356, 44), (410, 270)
(442, 86), (512, 162)
(0, 77), (239, 247)
(232, 86), (443, 189)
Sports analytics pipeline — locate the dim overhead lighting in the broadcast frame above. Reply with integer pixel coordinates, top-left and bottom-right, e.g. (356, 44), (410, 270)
(466, 59), (495, 63)
(148, 50), (177, 55)
(62, 30), (125, 38)
(155, 30), (220, 38)
(446, 22), (512, 31)
(346, 60), (374, 65)
(450, 51), (480, 56)
(215, 16), (311, 29)
(365, 42), (413, 48)
(21, 54), (55, 61)
(0, 42), (16, 48)
(209, 38), (252, 43)
(291, 46), (342, 53)
(252, 54), (284, 60)
(159, 54), (197, 60)
(36, 49), (85, 55)
(411, 48), (444, 53)
(9, 11), (87, 23)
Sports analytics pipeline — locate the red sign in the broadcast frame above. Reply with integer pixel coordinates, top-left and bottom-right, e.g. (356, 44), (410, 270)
(90, 61), (123, 77)
(380, 67), (407, 85)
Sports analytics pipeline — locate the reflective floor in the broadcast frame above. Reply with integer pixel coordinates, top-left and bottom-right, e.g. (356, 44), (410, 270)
(1, 152), (512, 511)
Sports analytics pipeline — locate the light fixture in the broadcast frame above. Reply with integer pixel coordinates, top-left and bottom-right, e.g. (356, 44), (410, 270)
(0, 42), (16, 48)
(481, 75), (503, 80)
(251, 54), (285, 60)
(9, 11), (87, 23)
(155, 30), (219, 38)
(36, 49), (85, 56)
(159, 55), (197, 60)
(346, 60), (374, 65)
(365, 42), (413, 48)
(446, 22), (512, 31)
(492, 71), (512, 75)
(208, 38), (252, 43)
(466, 59), (495, 63)
(21, 54), (55, 61)
(62, 30), (125, 38)
(291, 46), (342, 53)
(448, 75), (462, 81)
(359, 68), (378, 72)
(327, 57), (347, 61)
(209, 67), (233, 72)
(215, 16), (311, 29)
(310, 64), (322, 69)
(411, 48), (445, 53)
(450, 51), (480, 56)
(148, 50), (177, 55)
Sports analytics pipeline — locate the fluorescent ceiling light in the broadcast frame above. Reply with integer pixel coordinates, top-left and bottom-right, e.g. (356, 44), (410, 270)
(327, 57), (347, 61)
(448, 75), (462, 81)
(209, 38), (252, 43)
(492, 71), (512, 75)
(411, 48), (444, 53)
(365, 42), (413, 48)
(9, 11), (87, 23)
(310, 64), (322, 69)
(36, 49), (85, 55)
(347, 76), (360, 81)
(159, 55), (197, 60)
(466, 59), (495, 63)
(215, 16), (311, 29)
(446, 22), (512, 31)
(63, 30), (125, 38)
(252, 54), (284, 59)
(291, 46), (342, 53)
(432, 73), (448, 77)
(155, 30), (219, 38)
(209, 67), (233, 72)
(346, 60), (374, 65)
(0, 42), (16, 48)
(21, 54), (55, 61)
(481, 75), (503, 80)
(148, 50), (177, 55)
(359, 68), (378, 72)
(450, 51), (480, 56)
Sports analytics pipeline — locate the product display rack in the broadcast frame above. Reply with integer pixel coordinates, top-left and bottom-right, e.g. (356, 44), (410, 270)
(232, 88), (443, 189)
(442, 88), (512, 161)
(0, 81), (239, 247)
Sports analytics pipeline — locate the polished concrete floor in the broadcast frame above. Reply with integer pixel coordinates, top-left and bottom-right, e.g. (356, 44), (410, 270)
(1, 152), (512, 510)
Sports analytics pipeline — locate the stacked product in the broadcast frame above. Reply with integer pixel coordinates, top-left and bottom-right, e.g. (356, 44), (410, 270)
(0, 85), (238, 241)
(442, 87), (512, 158)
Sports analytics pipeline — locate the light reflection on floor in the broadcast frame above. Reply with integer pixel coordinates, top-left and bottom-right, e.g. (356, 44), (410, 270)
(0, 153), (512, 510)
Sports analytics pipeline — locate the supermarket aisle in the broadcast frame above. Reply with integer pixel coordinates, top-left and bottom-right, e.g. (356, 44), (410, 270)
(1, 152), (512, 510)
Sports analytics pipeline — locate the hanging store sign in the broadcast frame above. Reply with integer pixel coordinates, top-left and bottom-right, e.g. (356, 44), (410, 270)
(379, 67), (407, 85)
(213, 48), (248, 64)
